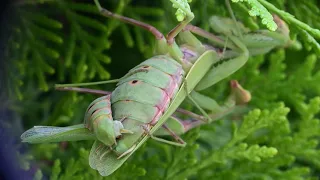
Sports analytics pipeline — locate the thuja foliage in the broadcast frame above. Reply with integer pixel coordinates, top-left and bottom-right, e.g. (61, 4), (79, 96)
(3, 0), (320, 179)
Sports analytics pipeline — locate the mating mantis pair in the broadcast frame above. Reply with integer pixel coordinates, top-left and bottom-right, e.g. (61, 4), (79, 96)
(21, 0), (291, 176)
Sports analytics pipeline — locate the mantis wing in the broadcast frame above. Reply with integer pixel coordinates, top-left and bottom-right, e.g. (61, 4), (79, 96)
(21, 124), (96, 143)
(89, 140), (128, 176)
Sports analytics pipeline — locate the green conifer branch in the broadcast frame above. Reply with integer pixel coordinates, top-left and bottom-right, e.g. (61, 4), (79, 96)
(258, 0), (320, 55)
(258, 0), (320, 39)
(231, 0), (278, 31)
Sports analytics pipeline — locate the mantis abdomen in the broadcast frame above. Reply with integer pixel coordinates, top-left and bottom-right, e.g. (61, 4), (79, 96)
(110, 55), (185, 154)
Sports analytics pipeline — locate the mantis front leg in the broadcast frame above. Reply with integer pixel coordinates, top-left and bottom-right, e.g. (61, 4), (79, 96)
(194, 32), (250, 91)
(180, 8), (290, 91)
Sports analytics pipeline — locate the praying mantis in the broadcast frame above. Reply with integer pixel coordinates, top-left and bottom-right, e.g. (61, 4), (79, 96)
(20, 0), (291, 176)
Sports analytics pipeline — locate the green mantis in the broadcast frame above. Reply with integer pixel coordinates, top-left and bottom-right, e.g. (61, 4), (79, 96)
(21, 0), (291, 176)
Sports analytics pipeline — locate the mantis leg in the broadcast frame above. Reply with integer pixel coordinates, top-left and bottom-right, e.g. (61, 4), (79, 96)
(93, 0), (170, 55)
(182, 76), (212, 123)
(195, 32), (249, 91)
(198, 40), (248, 90)
(183, 25), (237, 50)
(156, 80), (251, 136)
(155, 80), (250, 136)
(55, 79), (120, 88)
(178, 25), (249, 91)
(154, 80), (250, 135)
(93, 0), (163, 40)
(142, 124), (186, 147)
(178, 104), (239, 133)
(166, 1), (194, 44)
(161, 0), (195, 66)
(191, 80), (251, 112)
(93, 0), (197, 69)
(185, 4), (289, 90)
(153, 104), (238, 136)
(176, 108), (207, 122)
(55, 86), (111, 95)
(187, 94), (212, 122)
(149, 135), (186, 147)
(161, 124), (186, 145)
(180, 16), (250, 91)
